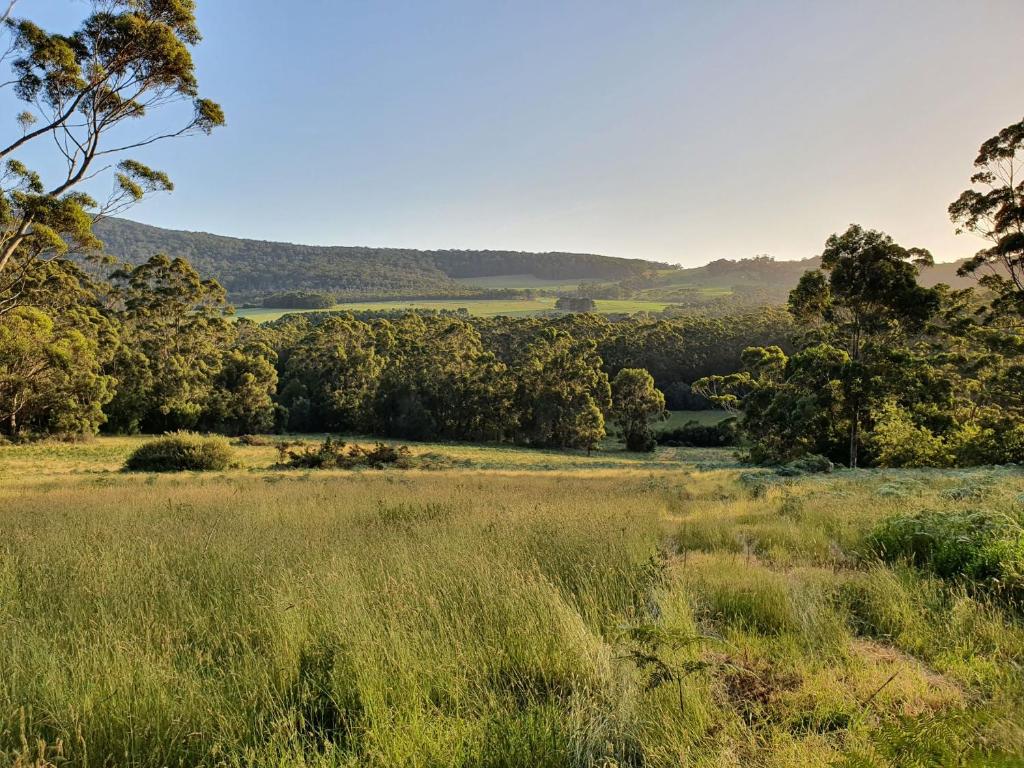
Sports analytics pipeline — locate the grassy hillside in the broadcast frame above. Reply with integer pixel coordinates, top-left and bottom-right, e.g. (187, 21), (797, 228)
(1, 436), (1021, 766)
(93, 218), (670, 303)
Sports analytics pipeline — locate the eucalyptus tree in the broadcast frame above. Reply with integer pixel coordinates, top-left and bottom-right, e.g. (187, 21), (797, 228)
(104, 254), (232, 432)
(950, 117), (1024, 322)
(0, 0), (223, 309)
(787, 225), (940, 466)
(611, 368), (665, 451)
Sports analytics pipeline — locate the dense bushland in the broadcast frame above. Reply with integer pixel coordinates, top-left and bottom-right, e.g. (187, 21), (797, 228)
(0, 250), (789, 448)
(1, 0), (1022, 469)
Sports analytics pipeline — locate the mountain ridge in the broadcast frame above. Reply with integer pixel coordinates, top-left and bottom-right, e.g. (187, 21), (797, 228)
(93, 218), (980, 306)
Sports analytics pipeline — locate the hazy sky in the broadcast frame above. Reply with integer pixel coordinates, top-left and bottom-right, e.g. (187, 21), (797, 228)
(8, 0), (1024, 265)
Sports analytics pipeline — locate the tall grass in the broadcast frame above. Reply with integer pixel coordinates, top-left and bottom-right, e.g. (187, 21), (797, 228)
(0, 443), (1022, 765)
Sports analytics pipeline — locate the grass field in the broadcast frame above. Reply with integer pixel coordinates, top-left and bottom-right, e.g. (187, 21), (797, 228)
(654, 410), (731, 432)
(235, 297), (672, 322)
(452, 275), (606, 291)
(1, 436), (1022, 766)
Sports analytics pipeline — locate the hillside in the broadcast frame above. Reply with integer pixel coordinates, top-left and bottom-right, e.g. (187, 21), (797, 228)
(93, 218), (670, 302)
(630, 254), (979, 305)
(93, 219), (981, 309)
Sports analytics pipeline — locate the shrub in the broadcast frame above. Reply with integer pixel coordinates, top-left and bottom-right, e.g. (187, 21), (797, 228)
(869, 402), (952, 468)
(774, 454), (833, 477)
(865, 508), (1024, 605)
(233, 434), (277, 446)
(124, 432), (234, 472)
(657, 417), (740, 447)
(278, 437), (414, 470)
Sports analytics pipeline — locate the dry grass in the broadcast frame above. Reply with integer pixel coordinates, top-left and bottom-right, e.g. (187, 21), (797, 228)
(0, 439), (1021, 766)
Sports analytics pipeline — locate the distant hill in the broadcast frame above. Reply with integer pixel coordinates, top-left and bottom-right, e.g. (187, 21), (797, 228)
(92, 218), (982, 308)
(630, 254), (980, 307)
(93, 218), (671, 302)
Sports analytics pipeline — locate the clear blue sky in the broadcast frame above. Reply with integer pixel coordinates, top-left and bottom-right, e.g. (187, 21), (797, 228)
(8, 0), (1024, 265)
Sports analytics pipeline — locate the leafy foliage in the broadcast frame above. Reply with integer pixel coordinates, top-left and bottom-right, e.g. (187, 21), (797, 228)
(277, 436), (414, 470)
(657, 418), (741, 448)
(611, 368), (666, 451)
(866, 508), (1024, 606)
(123, 431), (233, 472)
(0, 1), (223, 306)
(949, 116), (1024, 320)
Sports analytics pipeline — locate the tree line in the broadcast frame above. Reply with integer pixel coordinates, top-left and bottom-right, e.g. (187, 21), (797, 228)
(0, 247), (790, 451)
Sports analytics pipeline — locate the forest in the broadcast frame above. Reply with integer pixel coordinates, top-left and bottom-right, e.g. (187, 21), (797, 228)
(94, 217), (671, 302)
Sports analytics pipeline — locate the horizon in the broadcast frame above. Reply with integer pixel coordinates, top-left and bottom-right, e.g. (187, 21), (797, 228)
(5, 1), (1022, 266)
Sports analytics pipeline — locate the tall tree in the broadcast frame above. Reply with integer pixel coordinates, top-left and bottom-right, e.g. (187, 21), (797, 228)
(278, 315), (383, 433)
(0, 0), (223, 305)
(0, 262), (115, 437)
(104, 254), (231, 432)
(788, 225), (939, 466)
(611, 368), (665, 452)
(513, 328), (611, 450)
(949, 117), (1024, 321)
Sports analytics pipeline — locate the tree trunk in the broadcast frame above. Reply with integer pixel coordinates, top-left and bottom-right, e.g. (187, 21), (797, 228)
(849, 404), (859, 469)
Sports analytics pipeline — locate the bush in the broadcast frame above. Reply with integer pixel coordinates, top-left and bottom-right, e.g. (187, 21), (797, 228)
(657, 417), (740, 447)
(124, 432), (234, 472)
(233, 434), (278, 446)
(776, 453), (833, 476)
(865, 508), (1024, 605)
(869, 402), (952, 468)
(278, 437), (414, 470)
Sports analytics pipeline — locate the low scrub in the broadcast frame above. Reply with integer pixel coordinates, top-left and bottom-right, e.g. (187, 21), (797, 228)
(776, 453), (834, 476)
(278, 437), (415, 469)
(124, 432), (234, 472)
(865, 508), (1024, 605)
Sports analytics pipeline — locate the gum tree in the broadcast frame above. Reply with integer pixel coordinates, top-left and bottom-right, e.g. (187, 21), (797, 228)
(0, 0), (223, 311)
(949, 117), (1024, 322)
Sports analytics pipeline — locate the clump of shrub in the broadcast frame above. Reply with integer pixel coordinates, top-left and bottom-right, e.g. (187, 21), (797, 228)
(939, 484), (986, 502)
(233, 434), (278, 446)
(278, 436), (414, 470)
(124, 432), (234, 472)
(864, 508), (1024, 605)
(776, 453), (833, 476)
(657, 417), (740, 448)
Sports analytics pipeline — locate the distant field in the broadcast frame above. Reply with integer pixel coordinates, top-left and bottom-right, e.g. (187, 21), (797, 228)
(452, 274), (606, 290)
(2, 435), (1021, 765)
(236, 296), (671, 322)
(654, 409), (731, 431)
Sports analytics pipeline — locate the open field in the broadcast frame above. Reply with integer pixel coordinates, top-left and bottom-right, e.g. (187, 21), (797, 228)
(452, 275), (608, 290)
(235, 297), (672, 322)
(1, 437), (1022, 766)
(654, 410), (731, 432)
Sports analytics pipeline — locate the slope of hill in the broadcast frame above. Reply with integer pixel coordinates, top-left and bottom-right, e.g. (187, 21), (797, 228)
(93, 218), (670, 302)
(93, 218), (981, 308)
(629, 254), (980, 307)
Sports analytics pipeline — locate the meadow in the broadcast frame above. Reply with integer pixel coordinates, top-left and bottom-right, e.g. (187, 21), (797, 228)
(1, 436), (1022, 767)
(234, 297), (674, 322)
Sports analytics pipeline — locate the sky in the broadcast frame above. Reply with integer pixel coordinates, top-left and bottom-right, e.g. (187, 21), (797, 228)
(5, 0), (1024, 266)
